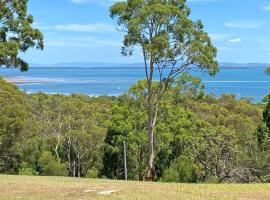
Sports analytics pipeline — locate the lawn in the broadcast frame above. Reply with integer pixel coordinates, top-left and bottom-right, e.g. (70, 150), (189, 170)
(1, 175), (270, 200)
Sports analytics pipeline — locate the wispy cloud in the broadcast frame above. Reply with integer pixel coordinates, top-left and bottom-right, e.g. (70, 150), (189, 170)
(53, 23), (114, 33)
(227, 38), (242, 44)
(262, 4), (270, 10)
(209, 33), (229, 41)
(225, 20), (265, 29)
(46, 36), (120, 47)
(209, 34), (242, 44)
(71, 0), (220, 5)
(37, 23), (115, 33)
(70, 0), (121, 6)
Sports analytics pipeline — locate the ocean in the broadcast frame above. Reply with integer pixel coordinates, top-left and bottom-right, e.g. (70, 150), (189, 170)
(0, 66), (269, 102)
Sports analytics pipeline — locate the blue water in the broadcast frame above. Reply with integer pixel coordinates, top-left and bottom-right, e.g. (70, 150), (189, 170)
(0, 66), (269, 102)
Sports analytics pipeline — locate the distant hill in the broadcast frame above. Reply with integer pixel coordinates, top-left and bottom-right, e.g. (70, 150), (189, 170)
(30, 62), (270, 69)
(219, 62), (269, 69)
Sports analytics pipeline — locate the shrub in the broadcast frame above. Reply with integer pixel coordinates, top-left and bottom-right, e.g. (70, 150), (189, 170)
(86, 168), (99, 178)
(19, 162), (38, 176)
(38, 151), (67, 176)
(163, 156), (197, 183)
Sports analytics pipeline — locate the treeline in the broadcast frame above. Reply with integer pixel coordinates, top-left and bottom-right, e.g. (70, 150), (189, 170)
(1, 74), (270, 183)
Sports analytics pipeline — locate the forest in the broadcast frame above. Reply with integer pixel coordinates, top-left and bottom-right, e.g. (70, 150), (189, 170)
(1, 74), (270, 183)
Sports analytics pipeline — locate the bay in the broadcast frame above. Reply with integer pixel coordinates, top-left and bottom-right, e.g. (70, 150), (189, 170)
(0, 66), (269, 102)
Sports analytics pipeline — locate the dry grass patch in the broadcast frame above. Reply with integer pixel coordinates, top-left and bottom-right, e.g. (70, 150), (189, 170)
(0, 175), (270, 200)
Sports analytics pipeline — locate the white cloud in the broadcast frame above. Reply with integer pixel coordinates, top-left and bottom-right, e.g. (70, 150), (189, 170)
(209, 33), (228, 41)
(225, 20), (265, 29)
(227, 38), (242, 44)
(37, 23), (115, 33)
(70, 0), (122, 6)
(262, 5), (270, 10)
(46, 36), (120, 47)
(71, 0), (219, 5)
(53, 23), (115, 33)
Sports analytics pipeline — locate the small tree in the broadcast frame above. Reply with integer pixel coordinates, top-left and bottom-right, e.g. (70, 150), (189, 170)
(68, 127), (105, 178)
(0, 0), (43, 71)
(188, 126), (238, 182)
(110, 0), (218, 180)
(38, 151), (67, 176)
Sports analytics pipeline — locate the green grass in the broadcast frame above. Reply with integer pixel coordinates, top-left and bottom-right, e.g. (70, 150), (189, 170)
(1, 175), (270, 200)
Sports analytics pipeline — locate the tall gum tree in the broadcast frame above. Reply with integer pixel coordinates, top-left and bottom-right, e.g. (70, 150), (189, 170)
(110, 0), (218, 180)
(0, 0), (43, 71)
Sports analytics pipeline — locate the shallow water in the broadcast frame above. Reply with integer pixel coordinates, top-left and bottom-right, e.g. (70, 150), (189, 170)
(0, 66), (269, 102)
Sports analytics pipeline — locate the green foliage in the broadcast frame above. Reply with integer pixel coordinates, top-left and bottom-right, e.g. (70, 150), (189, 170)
(0, 0), (44, 71)
(102, 129), (124, 179)
(86, 168), (99, 178)
(110, 0), (218, 75)
(19, 162), (38, 176)
(0, 77), (31, 173)
(173, 72), (205, 100)
(257, 123), (269, 147)
(163, 156), (197, 183)
(38, 151), (67, 176)
(29, 93), (110, 177)
(263, 95), (270, 129)
(0, 76), (267, 183)
(102, 90), (149, 180)
(187, 126), (238, 182)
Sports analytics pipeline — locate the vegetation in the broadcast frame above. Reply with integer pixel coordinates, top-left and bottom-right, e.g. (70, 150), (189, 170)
(1, 76), (269, 183)
(110, 0), (218, 180)
(0, 0), (43, 71)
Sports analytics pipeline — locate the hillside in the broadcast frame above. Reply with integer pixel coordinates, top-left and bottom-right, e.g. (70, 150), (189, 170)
(1, 175), (270, 200)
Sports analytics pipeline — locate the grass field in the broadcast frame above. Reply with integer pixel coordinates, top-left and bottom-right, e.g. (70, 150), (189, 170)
(1, 175), (270, 200)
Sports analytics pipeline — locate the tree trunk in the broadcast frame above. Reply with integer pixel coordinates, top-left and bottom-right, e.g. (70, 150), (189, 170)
(142, 47), (156, 181)
(146, 120), (155, 181)
(139, 146), (144, 181)
(54, 135), (61, 164)
(67, 139), (72, 176)
(54, 147), (60, 164)
(77, 157), (81, 178)
(73, 160), (76, 177)
(146, 79), (155, 181)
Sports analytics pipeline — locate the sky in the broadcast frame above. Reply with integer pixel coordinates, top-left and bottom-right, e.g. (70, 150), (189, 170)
(22, 0), (270, 65)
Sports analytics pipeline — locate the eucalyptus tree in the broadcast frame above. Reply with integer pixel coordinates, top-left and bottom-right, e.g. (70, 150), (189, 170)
(68, 127), (106, 178)
(0, 77), (30, 172)
(110, 0), (218, 180)
(0, 0), (43, 71)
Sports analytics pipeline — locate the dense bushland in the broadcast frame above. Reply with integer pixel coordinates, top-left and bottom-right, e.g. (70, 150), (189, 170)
(1, 75), (270, 183)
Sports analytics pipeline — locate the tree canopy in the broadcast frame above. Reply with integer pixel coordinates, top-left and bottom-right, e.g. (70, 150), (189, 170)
(0, 0), (44, 71)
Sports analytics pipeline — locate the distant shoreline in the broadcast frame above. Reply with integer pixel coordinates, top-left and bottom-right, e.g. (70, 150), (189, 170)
(3, 77), (56, 84)
(18, 66), (268, 71)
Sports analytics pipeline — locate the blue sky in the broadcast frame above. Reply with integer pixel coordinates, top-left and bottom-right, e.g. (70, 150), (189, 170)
(23, 0), (270, 64)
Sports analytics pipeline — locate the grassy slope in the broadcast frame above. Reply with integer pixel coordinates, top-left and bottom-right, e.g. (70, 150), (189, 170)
(1, 175), (270, 200)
